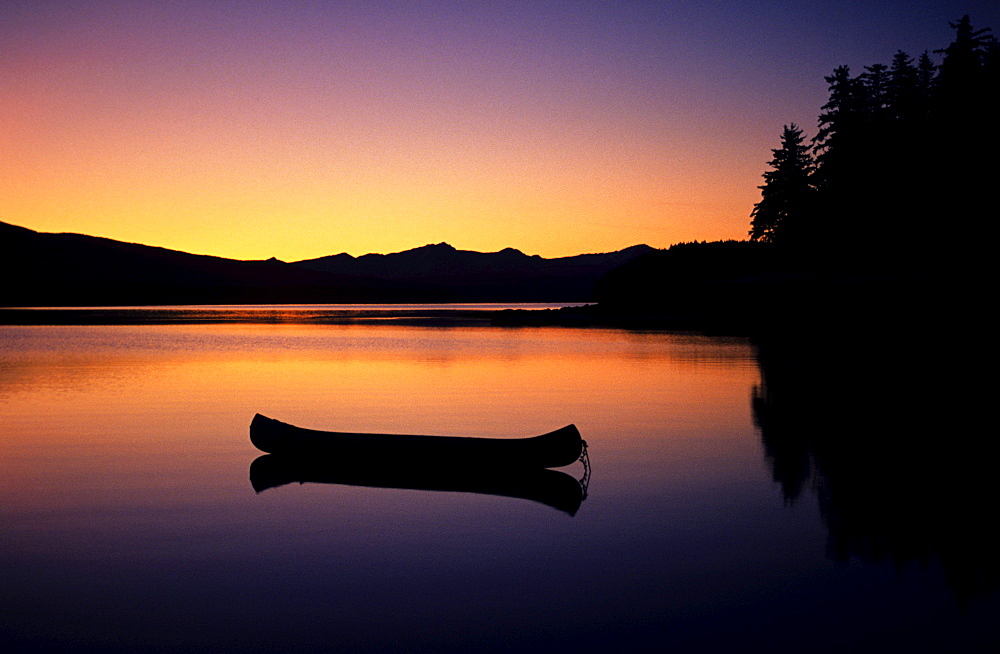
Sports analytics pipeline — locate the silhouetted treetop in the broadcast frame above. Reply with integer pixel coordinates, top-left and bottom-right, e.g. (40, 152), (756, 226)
(749, 124), (814, 245)
(749, 15), (997, 273)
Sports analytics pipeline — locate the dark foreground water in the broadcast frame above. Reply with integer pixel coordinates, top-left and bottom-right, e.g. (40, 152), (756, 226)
(1, 309), (996, 652)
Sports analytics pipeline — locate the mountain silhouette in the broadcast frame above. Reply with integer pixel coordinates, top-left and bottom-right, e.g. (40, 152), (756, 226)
(294, 241), (655, 300)
(1, 220), (653, 306)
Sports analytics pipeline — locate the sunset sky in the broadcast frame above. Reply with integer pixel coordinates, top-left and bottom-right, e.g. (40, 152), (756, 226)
(3, 1), (997, 261)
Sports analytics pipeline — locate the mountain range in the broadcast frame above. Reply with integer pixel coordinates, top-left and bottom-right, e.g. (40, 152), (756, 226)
(1, 220), (654, 306)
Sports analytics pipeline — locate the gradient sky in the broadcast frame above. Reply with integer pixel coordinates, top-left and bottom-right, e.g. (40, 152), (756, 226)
(3, 1), (998, 261)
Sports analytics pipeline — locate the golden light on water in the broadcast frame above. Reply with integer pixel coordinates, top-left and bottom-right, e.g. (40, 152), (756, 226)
(2, 323), (756, 447)
(0, 323), (759, 535)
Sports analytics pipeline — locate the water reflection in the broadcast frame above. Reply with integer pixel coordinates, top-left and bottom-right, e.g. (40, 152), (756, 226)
(250, 454), (589, 516)
(0, 303), (587, 326)
(753, 325), (998, 607)
(4, 322), (996, 651)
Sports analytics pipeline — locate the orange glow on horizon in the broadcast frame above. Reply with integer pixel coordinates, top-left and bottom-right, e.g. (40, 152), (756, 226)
(1, 77), (762, 261)
(0, 3), (778, 261)
(6, 4), (990, 260)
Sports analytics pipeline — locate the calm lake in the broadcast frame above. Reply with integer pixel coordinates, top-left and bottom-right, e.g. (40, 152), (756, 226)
(1, 306), (996, 652)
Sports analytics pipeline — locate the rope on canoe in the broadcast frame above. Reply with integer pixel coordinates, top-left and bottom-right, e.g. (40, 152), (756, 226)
(578, 440), (590, 500)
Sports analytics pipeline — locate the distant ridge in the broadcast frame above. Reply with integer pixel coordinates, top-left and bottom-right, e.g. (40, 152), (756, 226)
(0, 220), (654, 306)
(293, 241), (655, 298)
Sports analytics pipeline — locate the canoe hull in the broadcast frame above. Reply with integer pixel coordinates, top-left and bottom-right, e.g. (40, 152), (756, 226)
(249, 413), (584, 469)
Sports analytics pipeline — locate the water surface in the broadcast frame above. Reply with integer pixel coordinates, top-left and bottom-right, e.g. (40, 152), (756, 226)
(1, 320), (995, 652)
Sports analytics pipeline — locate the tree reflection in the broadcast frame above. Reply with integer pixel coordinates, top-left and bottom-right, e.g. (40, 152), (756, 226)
(752, 322), (997, 607)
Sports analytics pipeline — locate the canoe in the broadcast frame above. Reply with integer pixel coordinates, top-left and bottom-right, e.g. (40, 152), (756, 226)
(249, 413), (585, 469)
(249, 454), (587, 516)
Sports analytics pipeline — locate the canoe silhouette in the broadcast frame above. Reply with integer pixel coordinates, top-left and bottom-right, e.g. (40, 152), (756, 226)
(250, 413), (585, 469)
(249, 454), (587, 516)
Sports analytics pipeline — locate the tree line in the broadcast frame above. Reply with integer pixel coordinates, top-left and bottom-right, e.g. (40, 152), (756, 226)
(749, 15), (997, 274)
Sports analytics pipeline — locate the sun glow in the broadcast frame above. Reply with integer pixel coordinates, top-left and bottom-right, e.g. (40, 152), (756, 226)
(0, 2), (779, 261)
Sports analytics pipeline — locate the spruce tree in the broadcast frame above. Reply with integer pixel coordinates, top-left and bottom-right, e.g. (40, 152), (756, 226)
(887, 51), (920, 122)
(812, 65), (865, 197)
(748, 16), (997, 274)
(749, 124), (815, 246)
(931, 16), (997, 272)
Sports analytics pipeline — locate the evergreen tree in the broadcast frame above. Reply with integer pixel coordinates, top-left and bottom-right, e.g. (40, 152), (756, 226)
(861, 63), (890, 116)
(747, 15), (997, 275)
(930, 16), (997, 272)
(887, 51), (920, 122)
(916, 51), (937, 106)
(935, 14), (994, 96)
(812, 65), (865, 196)
(881, 50), (934, 260)
(749, 124), (815, 246)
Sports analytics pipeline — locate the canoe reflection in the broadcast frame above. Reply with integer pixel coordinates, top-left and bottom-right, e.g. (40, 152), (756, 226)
(250, 454), (589, 516)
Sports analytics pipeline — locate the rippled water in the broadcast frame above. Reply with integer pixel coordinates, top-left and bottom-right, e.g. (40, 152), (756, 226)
(1, 316), (996, 652)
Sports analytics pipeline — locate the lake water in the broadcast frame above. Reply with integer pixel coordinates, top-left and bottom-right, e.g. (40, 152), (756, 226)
(1, 310), (996, 652)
